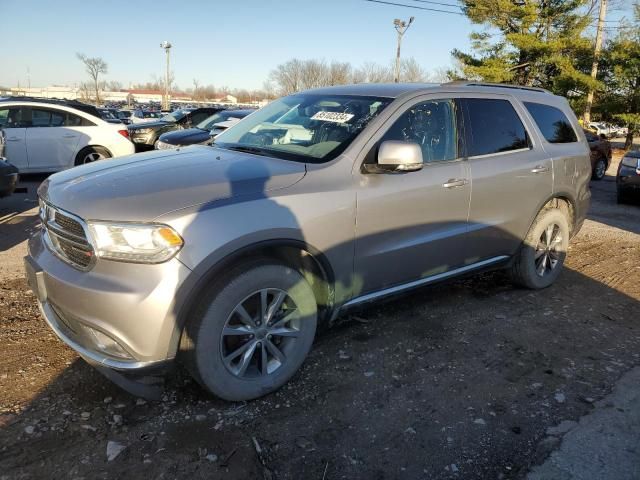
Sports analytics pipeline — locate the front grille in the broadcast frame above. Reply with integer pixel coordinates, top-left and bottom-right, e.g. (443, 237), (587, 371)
(41, 202), (95, 270)
(54, 211), (85, 237)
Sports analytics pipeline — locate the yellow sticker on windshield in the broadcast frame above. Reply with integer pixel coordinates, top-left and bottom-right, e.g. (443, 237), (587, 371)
(310, 111), (354, 123)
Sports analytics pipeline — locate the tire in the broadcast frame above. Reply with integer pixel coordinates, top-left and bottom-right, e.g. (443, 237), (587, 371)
(74, 146), (111, 166)
(509, 208), (570, 289)
(182, 263), (318, 401)
(591, 158), (606, 180)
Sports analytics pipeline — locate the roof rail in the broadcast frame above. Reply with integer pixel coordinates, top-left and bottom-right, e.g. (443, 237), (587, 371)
(443, 81), (551, 94)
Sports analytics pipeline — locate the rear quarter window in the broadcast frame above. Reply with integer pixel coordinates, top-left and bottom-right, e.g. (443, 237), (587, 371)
(460, 98), (530, 157)
(524, 102), (577, 143)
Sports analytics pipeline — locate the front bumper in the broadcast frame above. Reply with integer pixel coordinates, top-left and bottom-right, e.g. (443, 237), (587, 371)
(617, 167), (640, 194)
(25, 231), (192, 372)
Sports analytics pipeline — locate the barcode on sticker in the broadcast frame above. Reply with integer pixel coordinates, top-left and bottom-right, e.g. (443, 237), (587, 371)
(310, 111), (354, 123)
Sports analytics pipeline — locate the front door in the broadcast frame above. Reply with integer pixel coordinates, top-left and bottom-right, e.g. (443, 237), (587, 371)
(354, 98), (471, 297)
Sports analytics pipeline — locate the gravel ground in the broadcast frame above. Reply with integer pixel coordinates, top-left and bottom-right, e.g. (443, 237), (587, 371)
(0, 153), (639, 480)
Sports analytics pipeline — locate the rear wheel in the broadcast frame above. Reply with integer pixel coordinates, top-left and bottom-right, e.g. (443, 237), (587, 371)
(509, 208), (570, 289)
(74, 146), (111, 166)
(592, 158), (607, 180)
(182, 263), (318, 401)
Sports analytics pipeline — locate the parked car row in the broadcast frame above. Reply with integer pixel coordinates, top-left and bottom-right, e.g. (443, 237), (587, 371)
(587, 122), (628, 138)
(155, 109), (255, 149)
(127, 107), (224, 150)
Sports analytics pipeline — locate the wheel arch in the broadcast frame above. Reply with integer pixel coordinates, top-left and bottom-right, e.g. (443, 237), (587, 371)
(528, 193), (577, 237)
(170, 239), (336, 358)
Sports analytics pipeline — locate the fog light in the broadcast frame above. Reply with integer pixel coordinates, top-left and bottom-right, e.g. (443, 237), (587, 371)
(81, 325), (132, 359)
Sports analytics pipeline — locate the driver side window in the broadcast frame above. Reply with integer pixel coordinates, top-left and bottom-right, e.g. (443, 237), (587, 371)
(380, 99), (458, 163)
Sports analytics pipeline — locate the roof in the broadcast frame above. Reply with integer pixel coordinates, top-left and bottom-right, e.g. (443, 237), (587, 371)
(299, 81), (553, 99)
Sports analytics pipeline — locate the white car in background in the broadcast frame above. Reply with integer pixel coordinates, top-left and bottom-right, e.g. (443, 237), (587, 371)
(0, 99), (134, 173)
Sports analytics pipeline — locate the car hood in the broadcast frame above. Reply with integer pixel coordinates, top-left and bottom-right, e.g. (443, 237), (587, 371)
(40, 146), (307, 222)
(160, 128), (210, 145)
(128, 120), (171, 130)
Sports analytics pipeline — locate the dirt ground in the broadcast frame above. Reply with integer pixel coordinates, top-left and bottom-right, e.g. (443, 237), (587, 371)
(1, 152), (639, 480)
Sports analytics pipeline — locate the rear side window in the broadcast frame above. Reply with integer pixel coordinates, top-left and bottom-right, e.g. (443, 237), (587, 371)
(460, 98), (530, 156)
(65, 113), (95, 127)
(524, 102), (577, 143)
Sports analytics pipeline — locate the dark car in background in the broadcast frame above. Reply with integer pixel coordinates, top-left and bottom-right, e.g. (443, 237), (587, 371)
(617, 150), (640, 204)
(127, 107), (223, 150)
(0, 130), (19, 198)
(116, 110), (132, 125)
(583, 128), (612, 180)
(97, 108), (124, 124)
(155, 109), (255, 149)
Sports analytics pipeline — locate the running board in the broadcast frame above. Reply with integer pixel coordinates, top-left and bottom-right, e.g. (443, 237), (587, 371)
(341, 255), (510, 310)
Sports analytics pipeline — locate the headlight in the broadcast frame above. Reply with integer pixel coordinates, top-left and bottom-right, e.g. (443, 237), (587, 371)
(87, 222), (183, 264)
(621, 156), (640, 170)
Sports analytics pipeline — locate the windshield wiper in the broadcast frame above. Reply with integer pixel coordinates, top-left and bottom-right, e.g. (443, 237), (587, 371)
(220, 145), (276, 158)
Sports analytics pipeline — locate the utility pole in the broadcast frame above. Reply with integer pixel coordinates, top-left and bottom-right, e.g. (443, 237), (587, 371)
(393, 16), (415, 83)
(160, 41), (172, 110)
(583, 0), (607, 125)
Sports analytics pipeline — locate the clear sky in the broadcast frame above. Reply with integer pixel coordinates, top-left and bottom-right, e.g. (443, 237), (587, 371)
(0, 0), (633, 91)
(0, 0), (477, 90)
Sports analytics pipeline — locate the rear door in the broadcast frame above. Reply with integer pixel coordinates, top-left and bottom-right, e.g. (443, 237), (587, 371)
(0, 106), (29, 170)
(461, 96), (552, 262)
(25, 107), (81, 171)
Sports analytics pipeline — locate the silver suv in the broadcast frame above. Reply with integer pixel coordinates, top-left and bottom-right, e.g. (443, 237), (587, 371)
(25, 83), (591, 401)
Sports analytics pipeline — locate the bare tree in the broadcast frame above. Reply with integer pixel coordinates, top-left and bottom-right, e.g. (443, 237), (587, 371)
(269, 58), (305, 95)
(354, 61), (393, 83)
(76, 53), (108, 105)
(327, 61), (352, 85)
(400, 57), (427, 82)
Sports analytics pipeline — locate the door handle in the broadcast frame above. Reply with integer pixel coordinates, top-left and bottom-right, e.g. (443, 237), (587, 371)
(442, 178), (469, 189)
(6, 137), (21, 142)
(62, 134), (77, 138)
(531, 165), (549, 173)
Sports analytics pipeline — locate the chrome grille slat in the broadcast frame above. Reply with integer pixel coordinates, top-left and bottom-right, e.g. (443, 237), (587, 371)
(40, 201), (95, 270)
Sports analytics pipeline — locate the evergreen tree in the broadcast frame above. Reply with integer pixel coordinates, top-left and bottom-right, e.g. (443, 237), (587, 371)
(452, 0), (598, 96)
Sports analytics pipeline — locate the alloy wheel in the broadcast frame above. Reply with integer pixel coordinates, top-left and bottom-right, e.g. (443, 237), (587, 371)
(220, 288), (300, 378)
(534, 223), (563, 277)
(83, 152), (106, 164)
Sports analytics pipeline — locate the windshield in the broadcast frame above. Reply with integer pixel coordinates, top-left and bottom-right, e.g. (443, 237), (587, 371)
(214, 94), (391, 163)
(160, 109), (188, 122)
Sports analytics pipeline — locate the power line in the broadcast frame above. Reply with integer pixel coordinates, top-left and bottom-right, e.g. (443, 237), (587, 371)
(406, 0), (462, 8)
(363, 0), (465, 15)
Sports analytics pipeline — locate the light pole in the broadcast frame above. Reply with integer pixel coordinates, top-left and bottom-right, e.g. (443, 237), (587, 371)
(160, 41), (172, 110)
(393, 17), (414, 83)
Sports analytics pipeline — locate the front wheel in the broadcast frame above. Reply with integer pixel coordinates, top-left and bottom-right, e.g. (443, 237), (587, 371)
(182, 263), (318, 401)
(509, 208), (570, 289)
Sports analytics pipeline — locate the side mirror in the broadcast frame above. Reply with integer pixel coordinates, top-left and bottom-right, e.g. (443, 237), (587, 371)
(364, 140), (423, 173)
